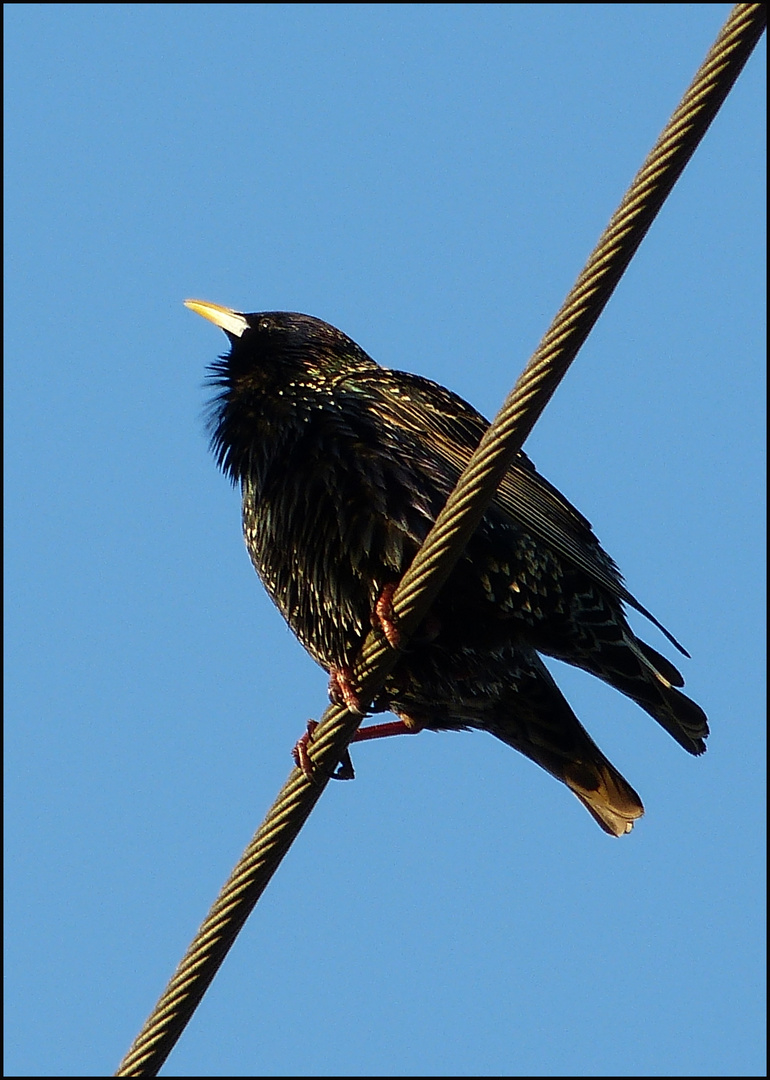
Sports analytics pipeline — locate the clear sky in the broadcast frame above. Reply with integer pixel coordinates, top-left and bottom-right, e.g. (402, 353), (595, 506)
(4, 5), (765, 1077)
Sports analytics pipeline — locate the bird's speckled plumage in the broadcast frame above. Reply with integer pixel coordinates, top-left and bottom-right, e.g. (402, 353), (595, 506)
(189, 300), (709, 836)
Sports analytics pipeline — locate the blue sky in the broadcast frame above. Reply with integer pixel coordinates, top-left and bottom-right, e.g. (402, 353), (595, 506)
(4, 5), (765, 1077)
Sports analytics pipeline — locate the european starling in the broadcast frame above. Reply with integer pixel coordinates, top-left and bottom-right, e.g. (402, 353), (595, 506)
(186, 299), (709, 836)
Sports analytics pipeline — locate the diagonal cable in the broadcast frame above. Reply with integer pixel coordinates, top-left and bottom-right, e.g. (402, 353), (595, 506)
(115, 6), (766, 1075)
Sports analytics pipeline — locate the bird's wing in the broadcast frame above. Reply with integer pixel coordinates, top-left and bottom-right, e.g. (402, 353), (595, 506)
(352, 368), (688, 655)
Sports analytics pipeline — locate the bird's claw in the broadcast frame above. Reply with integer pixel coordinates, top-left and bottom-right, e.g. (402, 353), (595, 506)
(292, 719), (356, 781)
(372, 583), (401, 649)
(327, 666), (364, 714)
(292, 720), (319, 780)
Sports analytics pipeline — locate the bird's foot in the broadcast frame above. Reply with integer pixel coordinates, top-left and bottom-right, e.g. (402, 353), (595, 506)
(327, 665), (364, 715)
(293, 714), (423, 783)
(292, 721), (317, 778)
(372, 583), (401, 649)
(292, 720), (356, 781)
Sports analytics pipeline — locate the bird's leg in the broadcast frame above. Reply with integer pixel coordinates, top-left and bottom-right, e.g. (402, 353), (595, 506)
(293, 715), (423, 782)
(327, 665), (364, 714)
(372, 582), (401, 649)
(351, 716), (424, 741)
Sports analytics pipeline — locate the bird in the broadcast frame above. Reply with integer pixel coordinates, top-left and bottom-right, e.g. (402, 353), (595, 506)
(186, 298), (709, 836)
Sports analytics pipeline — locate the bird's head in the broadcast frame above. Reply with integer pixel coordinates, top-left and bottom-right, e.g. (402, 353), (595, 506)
(186, 299), (378, 482)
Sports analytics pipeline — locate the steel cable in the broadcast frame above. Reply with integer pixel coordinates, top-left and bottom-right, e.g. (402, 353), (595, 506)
(115, 6), (765, 1074)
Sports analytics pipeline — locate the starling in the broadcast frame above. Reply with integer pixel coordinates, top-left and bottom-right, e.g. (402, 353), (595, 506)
(186, 299), (709, 836)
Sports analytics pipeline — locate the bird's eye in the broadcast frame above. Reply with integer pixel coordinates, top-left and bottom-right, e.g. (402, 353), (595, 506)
(259, 318), (271, 331)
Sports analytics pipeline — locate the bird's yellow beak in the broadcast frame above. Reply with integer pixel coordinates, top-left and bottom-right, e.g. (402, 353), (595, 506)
(184, 299), (249, 338)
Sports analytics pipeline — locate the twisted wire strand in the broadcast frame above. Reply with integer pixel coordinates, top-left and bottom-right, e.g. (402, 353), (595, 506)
(115, 6), (765, 1075)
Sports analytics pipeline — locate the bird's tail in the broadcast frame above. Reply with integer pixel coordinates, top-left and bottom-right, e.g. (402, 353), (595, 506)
(384, 645), (644, 836)
(486, 655), (645, 837)
(560, 755), (645, 837)
(575, 632), (709, 756)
